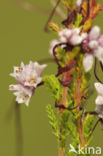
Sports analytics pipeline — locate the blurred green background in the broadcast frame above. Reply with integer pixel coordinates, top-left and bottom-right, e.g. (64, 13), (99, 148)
(0, 0), (103, 156)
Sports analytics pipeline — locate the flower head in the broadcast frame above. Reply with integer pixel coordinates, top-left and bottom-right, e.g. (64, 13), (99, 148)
(58, 28), (87, 45)
(83, 26), (103, 72)
(9, 61), (47, 106)
(9, 84), (32, 106)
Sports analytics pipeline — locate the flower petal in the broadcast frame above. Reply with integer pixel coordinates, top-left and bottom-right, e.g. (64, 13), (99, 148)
(83, 54), (94, 72)
(94, 82), (103, 95)
(76, 0), (82, 7)
(89, 26), (100, 40)
(59, 29), (72, 42)
(98, 35), (103, 47)
(89, 40), (98, 49)
(95, 95), (103, 105)
(95, 105), (103, 118)
(94, 47), (103, 63)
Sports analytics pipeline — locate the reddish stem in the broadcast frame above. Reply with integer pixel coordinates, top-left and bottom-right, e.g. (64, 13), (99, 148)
(76, 78), (86, 147)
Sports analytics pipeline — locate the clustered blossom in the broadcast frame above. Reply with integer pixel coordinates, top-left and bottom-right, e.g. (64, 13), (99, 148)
(49, 28), (87, 55)
(58, 28), (87, 45)
(94, 82), (103, 119)
(83, 26), (103, 72)
(9, 61), (47, 106)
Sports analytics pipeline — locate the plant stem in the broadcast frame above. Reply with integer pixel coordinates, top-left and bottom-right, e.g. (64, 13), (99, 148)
(60, 87), (68, 113)
(76, 78), (86, 147)
(59, 149), (64, 156)
(58, 72), (68, 156)
(77, 120), (85, 147)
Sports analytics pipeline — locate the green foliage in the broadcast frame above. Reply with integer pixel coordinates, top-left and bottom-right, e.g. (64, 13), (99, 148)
(60, 110), (71, 148)
(60, 110), (80, 150)
(74, 14), (83, 27)
(46, 104), (59, 138)
(83, 114), (95, 142)
(83, 19), (93, 32)
(67, 46), (80, 61)
(57, 47), (67, 67)
(43, 75), (63, 101)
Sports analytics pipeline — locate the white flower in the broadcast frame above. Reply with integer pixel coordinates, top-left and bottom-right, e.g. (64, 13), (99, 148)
(95, 82), (103, 118)
(94, 82), (103, 105)
(83, 54), (94, 72)
(49, 40), (60, 55)
(89, 40), (98, 49)
(59, 28), (72, 42)
(83, 26), (103, 71)
(9, 84), (32, 106)
(76, 0), (82, 7)
(10, 61), (47, 87)
(94, 47), (103, 64)
(89, 26), (100, 40)
(95, 105), (103, 119)
(59, 28), (87, 45)
(9, 61), (47, 106)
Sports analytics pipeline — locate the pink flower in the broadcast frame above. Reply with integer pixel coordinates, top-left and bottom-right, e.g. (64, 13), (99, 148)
(88, 27), (103, 59)
(89, 26), (100, 41)
(94, 82), (103, 119)
(83, 54), (94, 72)
(94, 82), (103, 105)
(83, 26), (103, 72)
(9, 84), (33, 106)
(9, 61), (47, 106)
(58, 28), (87, 45)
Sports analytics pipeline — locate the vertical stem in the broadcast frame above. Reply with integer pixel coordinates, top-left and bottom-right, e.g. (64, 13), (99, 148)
(59, 73), (68, 156)
(60, 87), (68, 113)
(59, 149), (64, 156)
(77, 120), (85, 147)
(76, 78), (85, 147)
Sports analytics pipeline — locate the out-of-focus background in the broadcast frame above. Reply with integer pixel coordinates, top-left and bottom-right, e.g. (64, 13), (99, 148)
(0, 0), (103, 156)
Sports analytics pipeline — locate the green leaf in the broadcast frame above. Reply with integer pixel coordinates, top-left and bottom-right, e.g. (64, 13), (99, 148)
(46, 104), (59, 138)
(74, 14), (83, 27)
(67, 46), (80, 61)
(43, 75), (63, 101)
(83, 114), (95, 141)
(60, 110), (70, 148)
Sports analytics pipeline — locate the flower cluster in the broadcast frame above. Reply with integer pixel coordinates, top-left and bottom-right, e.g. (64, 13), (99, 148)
(9, 0), (103, 154)
(83, 26), (103, 72)
(9, 61), (47, 106)
(49, 28), (87, 55)
(49, 26), (103, 73)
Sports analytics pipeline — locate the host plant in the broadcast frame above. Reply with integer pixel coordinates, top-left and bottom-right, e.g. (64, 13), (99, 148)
(9, 0), (103, 155)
